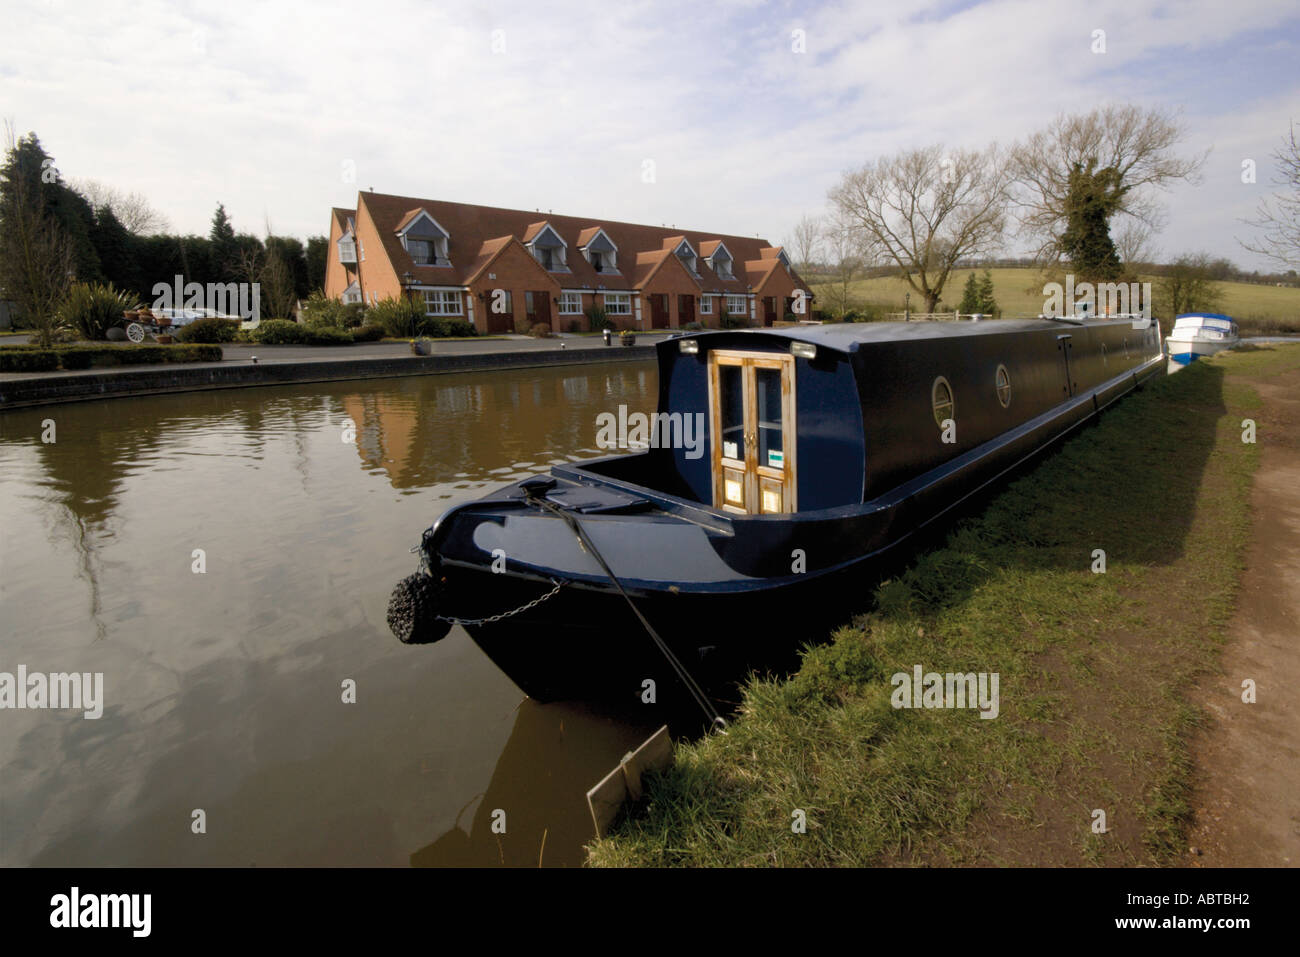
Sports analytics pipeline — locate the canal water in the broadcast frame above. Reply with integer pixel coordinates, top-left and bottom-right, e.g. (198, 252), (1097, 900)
(0, 361), (662, 867)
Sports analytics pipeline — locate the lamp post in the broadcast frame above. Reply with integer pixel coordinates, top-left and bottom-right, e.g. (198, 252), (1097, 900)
(905, 292), (910, 322)
(401, 271), (417, 337)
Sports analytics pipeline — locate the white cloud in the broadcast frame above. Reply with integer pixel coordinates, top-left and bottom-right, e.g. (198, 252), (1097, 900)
(0, 0), (1295, 270)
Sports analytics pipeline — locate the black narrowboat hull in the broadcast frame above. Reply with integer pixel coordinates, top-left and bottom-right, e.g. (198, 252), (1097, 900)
(397, 319), (1166, 703)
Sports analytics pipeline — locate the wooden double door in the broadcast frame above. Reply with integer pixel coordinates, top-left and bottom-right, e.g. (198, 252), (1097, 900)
(707, 350), (797, 514)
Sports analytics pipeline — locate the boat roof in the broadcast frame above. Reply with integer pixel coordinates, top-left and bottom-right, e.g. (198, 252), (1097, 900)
(1174, 313), (1234, 321)
(671, 318), (1144, 355)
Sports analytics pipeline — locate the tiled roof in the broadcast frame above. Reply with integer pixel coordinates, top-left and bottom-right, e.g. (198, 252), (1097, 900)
(352, 191), (806, 293)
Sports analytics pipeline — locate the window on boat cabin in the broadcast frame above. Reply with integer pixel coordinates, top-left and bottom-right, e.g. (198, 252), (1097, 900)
(995, 365), (1011, 409)
(558, 292), (582, 314)
(422, 290), (462, 316)
(932, 376), (954, 428)
(604, 292), (631, 315)
(699, 296), (713, 315)
(725, 294), (747, 315)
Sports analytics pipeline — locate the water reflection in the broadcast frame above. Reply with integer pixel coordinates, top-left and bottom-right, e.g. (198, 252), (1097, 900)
(0, 361), (656, 866)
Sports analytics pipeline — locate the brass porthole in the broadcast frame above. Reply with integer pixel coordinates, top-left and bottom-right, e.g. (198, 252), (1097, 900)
(995, 364), (1011, 408)
(932, 376), (954, 427)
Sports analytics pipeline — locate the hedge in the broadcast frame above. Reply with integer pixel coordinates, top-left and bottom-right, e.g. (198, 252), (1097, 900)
(0, 344), (223, 372)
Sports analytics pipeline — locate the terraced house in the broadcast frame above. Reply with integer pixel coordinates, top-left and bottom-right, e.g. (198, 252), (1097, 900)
(324, 192), (812, 335)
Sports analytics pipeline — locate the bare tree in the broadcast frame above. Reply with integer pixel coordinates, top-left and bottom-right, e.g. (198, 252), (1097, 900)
(1239, 121), (1300, 270)
(828, 144), (1008, 312)
(1156, 252), (1224, 334)
(1113, 219), (1158, 271)
(819, 208), (868, 318)
(0, 122), (73, 346)
(1012, 104), (1205, 266)
(783, 213), (822, 274)
(71, 177), (170, 235)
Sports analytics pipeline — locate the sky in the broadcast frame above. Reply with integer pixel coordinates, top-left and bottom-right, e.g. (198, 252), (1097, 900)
(2, 0), (1297, 270)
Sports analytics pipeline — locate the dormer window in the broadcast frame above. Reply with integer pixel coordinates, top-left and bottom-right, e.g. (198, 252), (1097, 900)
(777, 249), (791, 268)
(675, 239), (700, 277)
(527, 223), (568, 272)
(397, 209), (451, 267)
(580, 228), (619, 274)
(707, 243), (735, 281)
(338, 232), (357, 264)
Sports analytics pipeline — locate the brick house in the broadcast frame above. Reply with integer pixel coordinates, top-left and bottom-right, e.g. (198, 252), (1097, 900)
(324, 192), (812, 335)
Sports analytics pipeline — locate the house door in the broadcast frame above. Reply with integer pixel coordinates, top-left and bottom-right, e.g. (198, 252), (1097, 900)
(650, 294), (669, 328)
(763, 297), (777, 326)
(677, 294), (695, 327)
(708, 350), (797, 514)
(529, 291), (551, 327)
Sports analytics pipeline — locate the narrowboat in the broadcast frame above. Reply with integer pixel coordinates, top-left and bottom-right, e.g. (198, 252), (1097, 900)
(387, 317), (1165, 705)
(1165, 313), (1239, 364)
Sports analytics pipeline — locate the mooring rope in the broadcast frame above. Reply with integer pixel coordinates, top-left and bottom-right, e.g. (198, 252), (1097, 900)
(525, 489), (726, 732)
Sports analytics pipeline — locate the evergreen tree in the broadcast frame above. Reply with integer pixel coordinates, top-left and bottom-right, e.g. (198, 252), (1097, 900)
(89, 205), (143, 296)
(976, 269), (998, 316)
(209, 203), (237, 282)
(957, 272), (980, 314)
(1060, 159), (1125, 281)
(305, 236), (328, 293)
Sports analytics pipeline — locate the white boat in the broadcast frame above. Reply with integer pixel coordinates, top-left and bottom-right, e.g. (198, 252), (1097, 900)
(1165, 313), (1239, 364)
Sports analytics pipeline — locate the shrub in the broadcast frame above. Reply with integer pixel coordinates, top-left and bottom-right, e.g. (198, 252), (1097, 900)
(682, 321), (703, 331)
(414, 315), (449, 338)
(529, 322), (552, 337)
(59, 282), (135, 341)
(300, 291), (367, 329)
(350, 324), (385, 343)
(301, 326), (353, 346)
(367, 297), (425, 339)
(252, 319), (307, 344)
(0, 349), (59, 372)
(442, 318), (476, 338)
(177, 317), (240, 343)
(720, 311), (747, 329)
(585, 305), (613, 332)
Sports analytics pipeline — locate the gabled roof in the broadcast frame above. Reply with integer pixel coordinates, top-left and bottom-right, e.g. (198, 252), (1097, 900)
(351, 191), (809, 293)
(331, 207), (356, 239)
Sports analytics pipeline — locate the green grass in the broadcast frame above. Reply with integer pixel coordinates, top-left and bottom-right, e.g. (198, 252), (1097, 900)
(811, 267), (1300, 333)
(589, 345), (1300, 867)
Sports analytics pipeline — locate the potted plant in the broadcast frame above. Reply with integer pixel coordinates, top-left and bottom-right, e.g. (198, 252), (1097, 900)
(619, 329), (636, 347)
(410, 338), (433, 356)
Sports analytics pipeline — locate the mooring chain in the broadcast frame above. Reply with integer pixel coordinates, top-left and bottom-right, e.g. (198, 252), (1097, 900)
(434, 578), (565, 626)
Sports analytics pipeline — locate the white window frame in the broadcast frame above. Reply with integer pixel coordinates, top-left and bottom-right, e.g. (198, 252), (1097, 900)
(558, 292), (582, 315)
(699, 295), (713, 315)
(422, 290), (462, 316)
(604, 292), (631, 315)
(342, 282), (361, 305)
(675, 240), (699, 276)
(725, 294), (747, 315)
(338, 237), (357, 264)
(581, 230), (619, 273)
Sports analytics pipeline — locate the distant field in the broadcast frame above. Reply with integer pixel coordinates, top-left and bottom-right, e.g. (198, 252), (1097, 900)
(810, 267), (1300, 333)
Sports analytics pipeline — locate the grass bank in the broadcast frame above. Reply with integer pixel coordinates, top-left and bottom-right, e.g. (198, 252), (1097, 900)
(590, 345), (1300, 867)
(811, 268), (1300, 333)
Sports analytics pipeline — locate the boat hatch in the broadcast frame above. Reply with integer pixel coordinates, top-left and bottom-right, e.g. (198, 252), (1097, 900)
(707, 349), (797, 514)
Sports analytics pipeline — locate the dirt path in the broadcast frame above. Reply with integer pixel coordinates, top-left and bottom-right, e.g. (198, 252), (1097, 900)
(1188, 365), (1300, 866)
